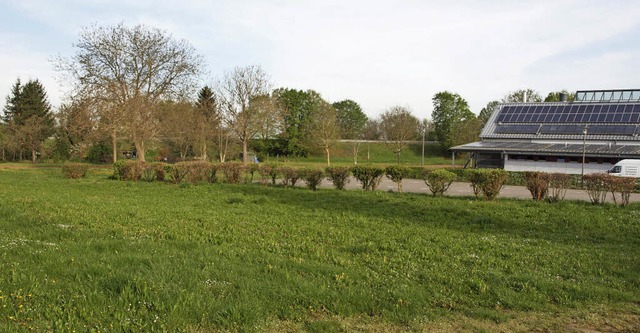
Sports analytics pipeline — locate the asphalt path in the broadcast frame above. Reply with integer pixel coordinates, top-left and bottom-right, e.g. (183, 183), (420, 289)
(310, 176), (640, 203)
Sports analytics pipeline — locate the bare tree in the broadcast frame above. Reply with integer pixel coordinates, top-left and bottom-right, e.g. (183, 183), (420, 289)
(380, 106), (419, 164)
(216, 65), (271, 164)
(306, 101), (340, 166)
(54, 23), (204, 162)
(159, 100), (199, 160)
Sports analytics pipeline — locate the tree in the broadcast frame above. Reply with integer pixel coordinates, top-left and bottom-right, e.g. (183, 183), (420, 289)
(194, 86), (217, 160)
(217, 65), (271, 164)
(502, 89), (542, 103)
(544, 90), (575, 102)
(333, 99), (367, 165)
(54, 23), (204, 162)
(306, 100), (340, 166)
(1, 79), (54, 162)
(273, 88), (324, 157)
(478, 100), (500, 126)
(379, 106), (419, 164)
(58, 97), (98, 160)
(432, 91), (474, 151)
(159, 100), (198, 160)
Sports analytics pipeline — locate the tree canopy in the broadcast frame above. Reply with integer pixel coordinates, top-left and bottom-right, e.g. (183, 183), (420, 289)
(502, 89), (542, 103)
(332, 99), (367, 140)
(432, 91), (474, 151)
(379, 106), (419, 164)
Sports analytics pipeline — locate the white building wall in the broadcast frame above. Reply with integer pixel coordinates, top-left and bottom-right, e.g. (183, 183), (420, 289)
(505, 159), (612, 174)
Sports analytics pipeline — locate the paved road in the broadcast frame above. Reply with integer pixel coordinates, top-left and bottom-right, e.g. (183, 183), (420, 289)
(312, 177), (640, 203)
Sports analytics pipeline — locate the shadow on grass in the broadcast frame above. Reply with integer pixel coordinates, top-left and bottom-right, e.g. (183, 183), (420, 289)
(221, 183), (639, 248)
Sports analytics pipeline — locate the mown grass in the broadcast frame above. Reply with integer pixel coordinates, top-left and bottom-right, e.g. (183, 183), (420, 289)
(0, 168), (638, 332)
(262, 142), (454, 166)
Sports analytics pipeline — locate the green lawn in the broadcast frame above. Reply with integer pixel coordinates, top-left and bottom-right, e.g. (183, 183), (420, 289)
(0, 168), (638, 332)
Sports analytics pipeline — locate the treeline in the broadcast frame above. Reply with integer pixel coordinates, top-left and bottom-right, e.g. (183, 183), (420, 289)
(0, 22), (575, 165)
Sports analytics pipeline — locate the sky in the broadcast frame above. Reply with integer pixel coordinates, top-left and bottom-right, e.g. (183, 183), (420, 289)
(1, 0), (639, 120)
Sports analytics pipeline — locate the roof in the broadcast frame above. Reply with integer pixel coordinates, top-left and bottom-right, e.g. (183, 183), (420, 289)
(481, 101), (640, 141)
(452, 141), (640, 157)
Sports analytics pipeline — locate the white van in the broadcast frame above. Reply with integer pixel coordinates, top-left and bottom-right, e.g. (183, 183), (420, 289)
(607, 159), (640, 178)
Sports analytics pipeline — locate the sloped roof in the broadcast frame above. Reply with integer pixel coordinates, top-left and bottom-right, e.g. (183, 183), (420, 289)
(452, 141), (640, 157)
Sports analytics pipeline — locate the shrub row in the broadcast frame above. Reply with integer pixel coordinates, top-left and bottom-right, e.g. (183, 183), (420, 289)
(583, 173), (637, 206)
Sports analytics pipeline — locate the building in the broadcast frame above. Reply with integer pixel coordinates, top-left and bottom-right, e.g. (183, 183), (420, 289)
(451, 89), (640, 175)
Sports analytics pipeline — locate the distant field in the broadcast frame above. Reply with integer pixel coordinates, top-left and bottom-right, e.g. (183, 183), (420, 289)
(261, 141), (456, 167)
(0, 169), (638, 332)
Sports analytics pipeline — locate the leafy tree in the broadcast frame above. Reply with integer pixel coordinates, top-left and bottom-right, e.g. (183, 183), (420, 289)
(332, 99), (367, 139)
(273, 88), (324, 157)
(54, 23), (204, 162)
(502, 89), (542, 103)
(333, 99), (367, 165)
(478, 100), (499, 126)
(544, 90), (575, 102)
(217, 65), (272, 164)
(58, 97), (98, 160)
(159, 100), (198, 160)
(379, 106), (419, 164)
(362, 119), (381, 141)
(432, 91), (474, 151)
(1, 79), (54, 162)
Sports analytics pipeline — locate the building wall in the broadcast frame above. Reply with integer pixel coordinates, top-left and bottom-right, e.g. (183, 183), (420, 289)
(505, 159), (612, 174)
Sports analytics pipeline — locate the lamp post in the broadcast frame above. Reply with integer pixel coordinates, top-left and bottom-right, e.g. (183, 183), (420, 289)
(581, 125), (588, 185)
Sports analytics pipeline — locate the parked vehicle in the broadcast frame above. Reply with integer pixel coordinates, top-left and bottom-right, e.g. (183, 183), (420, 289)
(607, 159), (640, 178)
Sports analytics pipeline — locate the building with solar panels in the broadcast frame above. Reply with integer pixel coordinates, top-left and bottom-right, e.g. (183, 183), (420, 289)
(451, 89), (640, 175)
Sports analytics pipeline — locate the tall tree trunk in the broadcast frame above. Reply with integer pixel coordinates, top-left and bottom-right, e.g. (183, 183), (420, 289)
(136, 141), (146, 162)
(325, 146), (331, 166)
(396, 149), (401, 164)
(242, 139), (248, 164)
(202, 142), (207, 160)
(31, 148), (37, 164)
(111, 128), (117, 163)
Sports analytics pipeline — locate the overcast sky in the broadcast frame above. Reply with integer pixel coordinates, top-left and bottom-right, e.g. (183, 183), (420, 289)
(1, 0), (639, 120)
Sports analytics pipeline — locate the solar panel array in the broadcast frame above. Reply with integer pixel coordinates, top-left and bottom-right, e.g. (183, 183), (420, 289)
(492, 103), (640, 137)
(496, 104), (640, 124)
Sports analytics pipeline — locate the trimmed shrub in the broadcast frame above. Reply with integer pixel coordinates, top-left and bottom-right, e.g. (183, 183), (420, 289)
(385, 165), (411, 192)
(326, 166), (351, 190)
(609, 176), (637, 207)
(220, 162), (244, 184)
(246, 163), (260, 183)
(300, 168), (324, 191)
(257, 164), (274, 185)
(423, 169), (456, 196)
(280, 167), (300, 188)
(112, 160), (128, 180)
(166, 162), (190, 184)
(524, 171), (550, 201)
(62, 163), (89, 179)
(352, 165), (385, 191)
(467, 169), (508, 200)
(141, 164), (157, 182)
(582, 173), (609, 204)
(548, 173), (572, 202)
(185, 161), (212, 184)
(207, 163), (219, 183)
(113, 160), (144, 181)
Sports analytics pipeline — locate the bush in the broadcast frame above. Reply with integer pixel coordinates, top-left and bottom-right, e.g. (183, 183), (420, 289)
(207, 163), (219, 183)
(280, 167), (300, 188)
(185, 161), (212, 184)
(166, 162), (190, 184)
(352, 165), (385, 191)
(548, 173), (572, 202)
(463, 169), (483, 198)
(113, 160), (144, 181)
(385, 165), (411, 192)
(609, 177), (637, 207)
(325, 166), (351, 190)
(257, 163), (280, 185)
(423, 169), (456, 196)
(300, 168), (324, 191)
(246, 163), (260, 183)
(220, 163), (244, 184)
(141, 164), (157, 182)
(582, 173), (609, 204)
(478, 169), (508, 200)
(62, 163), (89, 179)
(524, 171), (550, 201)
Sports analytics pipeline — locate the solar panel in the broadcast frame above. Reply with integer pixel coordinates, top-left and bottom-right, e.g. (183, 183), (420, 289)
(539, 125), (584, 135)
(495, 103), (640, 124)
(587, 125), (637, 135)
(494, 125), (539, 134)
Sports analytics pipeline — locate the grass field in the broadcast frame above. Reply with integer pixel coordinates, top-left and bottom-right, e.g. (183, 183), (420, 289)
(260, 142), (455, 167)
(0, 168), (639, 332)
